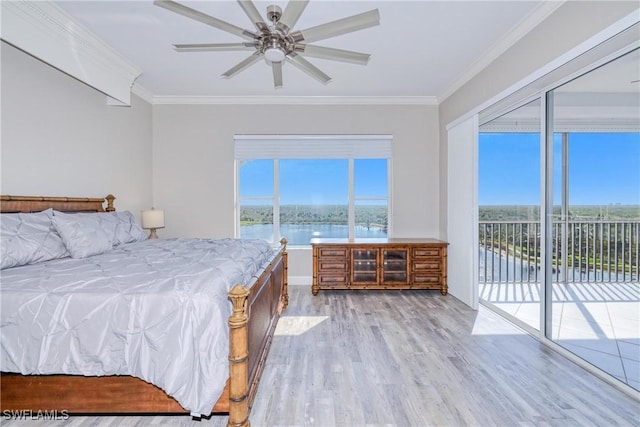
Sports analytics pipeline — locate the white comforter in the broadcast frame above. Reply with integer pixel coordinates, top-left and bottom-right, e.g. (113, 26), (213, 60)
(0, 238), (275, 416)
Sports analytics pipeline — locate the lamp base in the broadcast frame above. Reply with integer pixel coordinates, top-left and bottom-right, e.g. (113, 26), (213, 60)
(148, 228), (159, 239)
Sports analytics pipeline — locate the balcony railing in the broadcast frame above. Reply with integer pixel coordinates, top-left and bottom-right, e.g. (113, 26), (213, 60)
(479, 220), (640, 284)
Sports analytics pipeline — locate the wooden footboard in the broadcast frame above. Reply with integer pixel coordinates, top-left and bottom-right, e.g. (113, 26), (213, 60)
(0, 195), (289, 426)
(227, 239), (288, 427)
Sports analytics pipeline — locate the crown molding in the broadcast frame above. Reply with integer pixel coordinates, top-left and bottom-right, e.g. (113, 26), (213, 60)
(131, 83), (155, 105)
(0, 0), (142, 105)
(151, 95), (438, 106)
(437, 0), (565, 103)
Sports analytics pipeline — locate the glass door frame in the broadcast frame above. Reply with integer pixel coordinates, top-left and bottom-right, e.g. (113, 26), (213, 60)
(468, 14), (640, 398)
(479, 43), (640, 337)
(478, 38), (639, 396)
(477, 95), (544, 333)
(541, 93), (581, 340)
(542, 91), (553, 338)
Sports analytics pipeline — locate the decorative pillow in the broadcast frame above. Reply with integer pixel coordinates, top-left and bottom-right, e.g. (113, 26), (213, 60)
(110, 211), (147, 245)
(52, 211), (114, 259)
(1, 209), (70, 269)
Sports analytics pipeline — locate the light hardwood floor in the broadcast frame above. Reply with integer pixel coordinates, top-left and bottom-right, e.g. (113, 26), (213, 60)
(3, 285), (639, 426)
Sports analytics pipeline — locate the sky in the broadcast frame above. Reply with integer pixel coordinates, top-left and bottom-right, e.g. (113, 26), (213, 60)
(240, 158), (387, 205)
(479, 132), (640, 206)
(240, 133), (639, 207)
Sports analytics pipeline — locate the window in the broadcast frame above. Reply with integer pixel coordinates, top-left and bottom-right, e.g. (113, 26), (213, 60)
(235, 136), (391, 246)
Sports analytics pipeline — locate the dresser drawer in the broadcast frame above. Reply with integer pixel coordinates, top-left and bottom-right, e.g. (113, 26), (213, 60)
(317, 247), (349, 258)
(412, 247), (442, 258)
(412, 260), (441, 271)
(318, 260), (349, 271)
(412, 274), (441, 284)
(318, 274), (349, 285)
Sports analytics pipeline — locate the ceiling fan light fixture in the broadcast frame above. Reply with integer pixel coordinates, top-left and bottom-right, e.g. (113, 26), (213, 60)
(264, 46), (285, 63)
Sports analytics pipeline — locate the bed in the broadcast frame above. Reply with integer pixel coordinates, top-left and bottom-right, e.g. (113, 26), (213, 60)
(0, 194), (288, 426)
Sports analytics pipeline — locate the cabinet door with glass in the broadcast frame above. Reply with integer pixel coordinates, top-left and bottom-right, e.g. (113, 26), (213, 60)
(381, 248), (409, 284)
(351, 248), (379, 284)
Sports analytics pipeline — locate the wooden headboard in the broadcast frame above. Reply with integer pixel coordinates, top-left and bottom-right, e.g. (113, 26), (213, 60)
(0, 194), (116, 213)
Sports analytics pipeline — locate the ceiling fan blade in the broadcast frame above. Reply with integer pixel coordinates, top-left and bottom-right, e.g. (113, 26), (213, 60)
(222, 52), (263, 78)
(286, 53), (331, 85)
(272, 61), (283, 88)
(298, 44), (370, 65)
(174, 42), (256, 52)
(154, 0), (257, 41)
(237, 0), (269, 34)
(291, 9), (380, 44)
(276, 0), (309, 34)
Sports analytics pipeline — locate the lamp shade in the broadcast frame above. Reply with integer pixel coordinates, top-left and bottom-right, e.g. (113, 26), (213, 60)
(141, 209), (165, 229)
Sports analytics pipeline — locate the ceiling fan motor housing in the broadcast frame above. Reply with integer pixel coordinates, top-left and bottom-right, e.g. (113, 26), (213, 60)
(266, 5), (282, 23)
(258, 5), (300, 63)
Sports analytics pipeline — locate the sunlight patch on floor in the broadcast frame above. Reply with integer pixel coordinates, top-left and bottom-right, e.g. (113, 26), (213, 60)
(470, 306), (525, 336)
(274, 316), (329, 336)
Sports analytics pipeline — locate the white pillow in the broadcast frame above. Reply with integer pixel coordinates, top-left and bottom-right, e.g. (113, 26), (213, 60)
(110, 211), (147, 245)
(1, 209), (70, 269)
(52, 211), (113, 259)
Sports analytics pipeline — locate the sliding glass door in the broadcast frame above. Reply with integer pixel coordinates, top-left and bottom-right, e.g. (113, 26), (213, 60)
(479, 47), (639, 391)
(547, 49), (640, 390)
(479, 98), (542, 331)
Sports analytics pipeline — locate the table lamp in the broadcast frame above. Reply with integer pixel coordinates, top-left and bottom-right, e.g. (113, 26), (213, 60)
(142, 208), (165, 239)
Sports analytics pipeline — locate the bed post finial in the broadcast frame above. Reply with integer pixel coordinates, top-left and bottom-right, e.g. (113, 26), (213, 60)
(105, 194), (116, 212)
(228, 284), (250, 427)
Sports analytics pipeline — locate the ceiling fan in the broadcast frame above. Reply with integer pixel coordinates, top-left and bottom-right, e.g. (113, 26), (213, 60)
(154, 0), (380, 88)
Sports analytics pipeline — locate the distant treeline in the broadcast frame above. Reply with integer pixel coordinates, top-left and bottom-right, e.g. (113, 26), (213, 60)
(479, 205), (640, 221)
(241, 204), (388, 228)
(241, 204), (638, 225)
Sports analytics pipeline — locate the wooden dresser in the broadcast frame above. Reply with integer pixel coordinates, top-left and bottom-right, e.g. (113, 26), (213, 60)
(311, 238), (448, 295)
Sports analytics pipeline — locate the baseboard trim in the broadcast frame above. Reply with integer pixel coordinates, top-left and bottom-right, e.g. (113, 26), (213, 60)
(289, 276), (312, 286)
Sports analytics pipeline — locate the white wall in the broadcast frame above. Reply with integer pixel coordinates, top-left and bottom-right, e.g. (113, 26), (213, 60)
(1, 42), (153, 216)
(153, 103), (440, 278)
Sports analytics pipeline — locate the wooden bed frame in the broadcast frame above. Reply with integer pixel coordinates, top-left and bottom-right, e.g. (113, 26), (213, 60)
(0, 194), (289, 427)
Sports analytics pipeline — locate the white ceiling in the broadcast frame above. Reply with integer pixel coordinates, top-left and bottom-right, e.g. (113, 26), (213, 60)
(54, 0), (552, 100)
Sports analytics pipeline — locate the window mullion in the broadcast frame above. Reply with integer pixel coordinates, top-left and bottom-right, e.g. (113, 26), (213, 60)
(274, 159), (280, 243)
(348, 158), (355, 240)
(235, 160), (240, 238)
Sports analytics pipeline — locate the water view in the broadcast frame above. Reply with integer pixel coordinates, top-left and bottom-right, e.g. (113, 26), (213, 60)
(240, 204), (388, 245)
(241, 223), (388, 246)
(479, 247), (634, 284)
